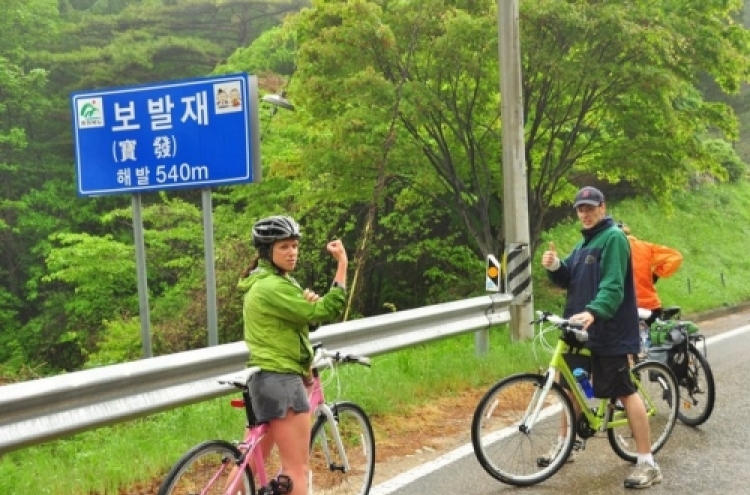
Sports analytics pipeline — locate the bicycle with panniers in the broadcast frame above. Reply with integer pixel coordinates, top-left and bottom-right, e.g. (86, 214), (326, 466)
(639, 306), (715, 426)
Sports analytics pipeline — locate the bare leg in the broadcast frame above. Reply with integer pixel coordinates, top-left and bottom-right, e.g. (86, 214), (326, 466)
(620, 392), (651, 455)
(250, 431), (276, 477)
(225, 428), (275, 495)
(270, 409), (312, 495)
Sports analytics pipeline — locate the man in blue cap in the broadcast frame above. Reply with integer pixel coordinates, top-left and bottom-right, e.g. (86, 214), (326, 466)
(539, 186), (663, 489)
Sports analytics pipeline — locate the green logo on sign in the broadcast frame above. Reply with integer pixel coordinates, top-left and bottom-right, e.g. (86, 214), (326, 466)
(80, 102), (100, 118)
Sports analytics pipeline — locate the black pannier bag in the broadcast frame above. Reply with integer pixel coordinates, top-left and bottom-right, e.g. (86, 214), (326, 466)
(647, 322), (691, 381)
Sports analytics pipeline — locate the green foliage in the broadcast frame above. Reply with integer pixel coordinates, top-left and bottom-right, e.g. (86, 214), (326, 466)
(44, 233), (136, 298)
(290, 0), (505, 256)
(3, 0), (750, 379)
(0, 0), (59, 59)
(703, 138), (747, 183)
(85, 317), (144, 367)
(281, 0), (750, 262)
(522, 0), (750, 251)
(0, 289), (22, 365)
(214, 26), (297, 76)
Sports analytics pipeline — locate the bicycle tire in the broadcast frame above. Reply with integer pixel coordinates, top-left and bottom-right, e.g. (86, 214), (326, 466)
(471, 373), (577, 486)
(677, 343), (715, 426)
(309, 401), (376, 495)
(157, 439), (254, 495)
(607, 360), (679, 463)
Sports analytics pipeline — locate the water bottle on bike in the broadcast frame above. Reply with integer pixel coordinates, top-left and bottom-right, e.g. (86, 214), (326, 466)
(573, 368), (594, 399)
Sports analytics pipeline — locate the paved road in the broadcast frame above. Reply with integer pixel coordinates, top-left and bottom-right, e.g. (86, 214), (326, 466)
(369, 312), (750, 495)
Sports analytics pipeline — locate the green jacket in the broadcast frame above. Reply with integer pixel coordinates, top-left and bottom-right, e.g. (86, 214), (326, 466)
(237, 259), (346, 375)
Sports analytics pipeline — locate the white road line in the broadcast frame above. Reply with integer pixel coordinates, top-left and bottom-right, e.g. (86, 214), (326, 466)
(368, 324), (750, 495)
(704, 324), (750, 344)
(368, 441), (476, 495)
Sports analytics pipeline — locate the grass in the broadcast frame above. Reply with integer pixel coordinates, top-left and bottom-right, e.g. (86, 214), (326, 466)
(4, 181), (750, 494)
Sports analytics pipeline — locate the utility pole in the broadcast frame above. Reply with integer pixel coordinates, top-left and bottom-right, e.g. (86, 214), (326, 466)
(498, 0), (533, 340)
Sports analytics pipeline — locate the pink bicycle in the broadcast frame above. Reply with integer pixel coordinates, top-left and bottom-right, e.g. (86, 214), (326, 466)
(157, 344), (375, 495)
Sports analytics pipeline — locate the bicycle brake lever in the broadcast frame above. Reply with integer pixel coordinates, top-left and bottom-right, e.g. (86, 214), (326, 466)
(568, 327), (589, 341)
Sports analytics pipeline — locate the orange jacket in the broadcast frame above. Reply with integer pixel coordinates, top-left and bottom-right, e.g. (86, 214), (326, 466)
(626, 235), (683, 310)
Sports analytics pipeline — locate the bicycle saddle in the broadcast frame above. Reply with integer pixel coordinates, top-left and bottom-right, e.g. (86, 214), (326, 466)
(218, 366), (262, 389)
(661, 307), (681, 320)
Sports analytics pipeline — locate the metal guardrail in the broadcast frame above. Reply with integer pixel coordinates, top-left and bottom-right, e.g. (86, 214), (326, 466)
(0, 293), (512, 455)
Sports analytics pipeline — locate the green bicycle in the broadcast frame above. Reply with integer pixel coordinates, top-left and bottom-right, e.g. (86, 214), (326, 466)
(471, 311), (679, 486)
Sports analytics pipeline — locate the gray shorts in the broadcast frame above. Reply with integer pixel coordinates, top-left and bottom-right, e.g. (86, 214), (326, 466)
(248, 370), (310, 423)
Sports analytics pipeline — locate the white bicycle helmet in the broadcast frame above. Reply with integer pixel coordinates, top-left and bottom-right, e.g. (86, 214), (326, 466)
(251, 215), (301, 247)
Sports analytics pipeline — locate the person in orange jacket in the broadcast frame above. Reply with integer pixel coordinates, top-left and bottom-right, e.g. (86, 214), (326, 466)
(618, 222), (683, 324)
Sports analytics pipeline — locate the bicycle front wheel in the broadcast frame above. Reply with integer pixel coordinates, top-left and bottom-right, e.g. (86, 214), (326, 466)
(310, 401), (375, 495)
(608, 360), (679, 463)
(677, 343), (715, 426)
(471, 373), (577, 487)
(157, 439), (254, 495)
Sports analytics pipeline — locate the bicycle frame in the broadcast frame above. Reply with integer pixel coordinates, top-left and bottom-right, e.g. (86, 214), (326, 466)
(526, 334), (662, 436)
(228, 422), (271, 494)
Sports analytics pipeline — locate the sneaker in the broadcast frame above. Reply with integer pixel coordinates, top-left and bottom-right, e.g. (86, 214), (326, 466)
(537, 439), (584, 467)
(624, 462), (663, 489)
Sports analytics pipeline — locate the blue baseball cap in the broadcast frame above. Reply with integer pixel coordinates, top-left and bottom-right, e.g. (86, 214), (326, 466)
(573, 186), (605, 208)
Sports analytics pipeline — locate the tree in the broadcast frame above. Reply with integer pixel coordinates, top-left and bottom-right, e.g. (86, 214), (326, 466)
(521, 0), (750, 244)
(281, 0), (750, 262)
(0, 0), (62, 367)
(0, 0), (308, 370)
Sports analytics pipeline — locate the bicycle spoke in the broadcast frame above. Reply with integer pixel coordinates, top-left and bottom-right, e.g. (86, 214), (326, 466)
(157, 440), (254, 495)
(608, 361), (678, 462)
(471, 374), (576, 486)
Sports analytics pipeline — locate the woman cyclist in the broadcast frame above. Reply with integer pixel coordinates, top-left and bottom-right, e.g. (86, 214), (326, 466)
(237, 215), (348, 495)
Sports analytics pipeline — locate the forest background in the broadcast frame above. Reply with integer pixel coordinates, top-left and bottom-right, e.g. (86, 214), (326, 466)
(2, 0), (750, 379)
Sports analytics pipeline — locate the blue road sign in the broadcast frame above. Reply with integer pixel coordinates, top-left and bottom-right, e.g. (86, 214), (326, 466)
(70, 73), (261, 197)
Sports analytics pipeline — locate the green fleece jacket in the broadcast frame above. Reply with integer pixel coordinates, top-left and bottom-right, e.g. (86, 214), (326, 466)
(237, 259), (346, 375)
(546, 216), (640, 356)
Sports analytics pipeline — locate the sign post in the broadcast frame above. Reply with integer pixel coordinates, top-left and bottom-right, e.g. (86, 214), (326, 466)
(71, 73), (261, 356)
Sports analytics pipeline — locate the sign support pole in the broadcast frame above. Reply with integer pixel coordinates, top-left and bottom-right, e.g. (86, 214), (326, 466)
(202, 188), (218, 346)
(132, 193), (153, 358)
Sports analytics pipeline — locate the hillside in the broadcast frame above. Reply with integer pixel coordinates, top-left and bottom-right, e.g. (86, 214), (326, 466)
(533, 181), (750, 315)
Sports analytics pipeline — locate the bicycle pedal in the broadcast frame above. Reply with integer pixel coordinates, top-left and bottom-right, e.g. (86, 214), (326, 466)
(270, 474), (293, 495)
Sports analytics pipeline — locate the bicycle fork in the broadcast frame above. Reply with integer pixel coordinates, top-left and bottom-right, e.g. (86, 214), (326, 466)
(314, 404), (352, 473)
(519, 373), (557, 434)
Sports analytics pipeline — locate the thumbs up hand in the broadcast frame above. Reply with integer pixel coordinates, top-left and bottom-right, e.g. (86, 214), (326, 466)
(542, 241), (561, 271)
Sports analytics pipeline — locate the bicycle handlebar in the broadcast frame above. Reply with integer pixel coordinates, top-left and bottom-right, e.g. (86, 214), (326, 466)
(218, 346), (370, 390)
(312, 345), (372, 369)
(533, 310), (589, 342)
